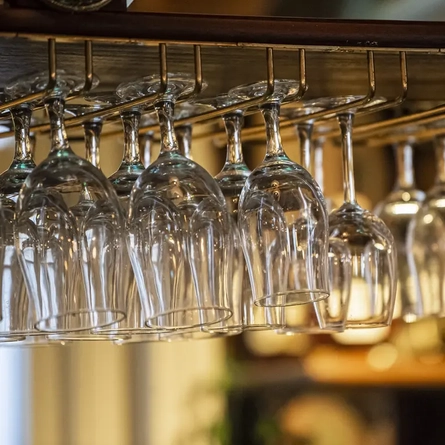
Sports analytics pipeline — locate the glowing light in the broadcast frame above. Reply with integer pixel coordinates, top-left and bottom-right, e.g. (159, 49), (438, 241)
(402, 192), (411, 202)
(367, 342), (398, 370)
(423, 214), (434, 224)
(435, 198), (445, 208)
(390, 202), (420, 215)
(332, 327), (390, 345)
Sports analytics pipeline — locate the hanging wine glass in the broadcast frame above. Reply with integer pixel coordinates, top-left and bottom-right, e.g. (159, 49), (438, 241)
(407, 133), (445, 319)
(120, 73), (234, 331)
(0, 100), (42, 343)
(44, 103), (131, 342)
(200, 94), (281, 331)
(268, 104), (352, 334)
(310, 96), (397, 328)
(374, 136), (425, 322)
(229, 80), (330, 308)
(84, 92), (167, 342)
(8, 70), (128, 333)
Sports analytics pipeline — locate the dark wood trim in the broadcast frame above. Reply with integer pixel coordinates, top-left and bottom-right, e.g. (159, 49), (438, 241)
(0, 9), (445, 48)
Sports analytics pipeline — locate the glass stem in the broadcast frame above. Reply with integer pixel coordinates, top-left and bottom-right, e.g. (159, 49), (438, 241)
(338, 113), (357, 205)
(223, 112), (244, 165)
(313, 137), (325, 193)
(121, 110), (142, 165)
(140, 131), (154, 168)
(434, 135), (445, 185)
(156, 100), (179, 153)
(394, 140), (415, 190)
(83, 121), (102, 169)
(11, 105), (34, 164)
(176, 124), (193, 160)
(47, 98), (71, 155)
(297, 122), (313, 174)
(261, 103), (285, 159)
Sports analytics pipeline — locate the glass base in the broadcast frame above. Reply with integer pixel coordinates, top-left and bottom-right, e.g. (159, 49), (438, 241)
(345, 320), (392, 329)
(255, 290), (330, 308)
(275, 323), (345, 335)
(243, 323), (283, 332)
(0, 334), (27, 343)
(145, 307), (232, 330)
(48, 332), (131, 342)
(35, 309), (126, 333)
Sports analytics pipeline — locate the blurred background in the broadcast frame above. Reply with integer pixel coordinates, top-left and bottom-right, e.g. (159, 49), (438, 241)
(2, 1), (445, 445)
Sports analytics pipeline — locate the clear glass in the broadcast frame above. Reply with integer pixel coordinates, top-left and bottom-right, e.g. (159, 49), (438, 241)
(121, 73), (233, 330)
(204, 94), (281, 331)
(407, 135), (445, 318)
(85, 94), (163, 339)
(281, 105), (334, 211)
(229, 80), (330, 308)
(312, 96), (397, 328)
(48, 104), (130, 342)
(9, 72), (127, 333)
(374, 141), (425, 322)
(109, 109), (146, 213)
(274, 104), (352, 334)
(0, 104), (37, 342)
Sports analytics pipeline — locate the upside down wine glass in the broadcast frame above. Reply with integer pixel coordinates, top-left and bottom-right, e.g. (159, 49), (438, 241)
(0, 101), (38, 342)
(374, 137), (425, 322)
(85, 92), (166, 342)
(123, 73), (234, 331)
(407, 134), (445, 318)
(49, 103), (131, 342)
(272, 104), (351, 334)
(203, 94), (281, 331)
(9, 70), (127, 333)
(229, 80), (330, 308)
(312, 96), (397, 328)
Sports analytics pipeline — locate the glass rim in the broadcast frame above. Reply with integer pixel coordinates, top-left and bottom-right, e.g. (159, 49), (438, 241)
(34, 309), (126, 333)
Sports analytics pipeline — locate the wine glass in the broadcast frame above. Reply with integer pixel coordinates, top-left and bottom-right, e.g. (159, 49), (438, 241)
(229, 80), (330, 308)
(407, 134), (445, 318)
(270, 104), (352, 334)
(310, 96), (397, 328)
(121, 73), (234, 331)
(8, 70), (128, 333)
(43, 103), (131, 342)
(0, 101), (41, 343)
(201, 94), (282, 331)
(374, 137), (425, 322)
(84, 91), (168, 341)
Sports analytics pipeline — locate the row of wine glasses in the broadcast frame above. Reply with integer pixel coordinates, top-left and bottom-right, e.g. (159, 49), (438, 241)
(0, 70), (400, 346)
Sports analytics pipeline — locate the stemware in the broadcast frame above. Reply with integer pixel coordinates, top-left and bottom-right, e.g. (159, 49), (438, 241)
(122, 73), (234, 331)
(374, 137), (425, 322)
(9, 70), (128, 333)
(311, 96), (397, 328)
(46, 103), (131, 342)
(203, 94), (281, 331)
(85, 92), (165, 341)
(407, 134), (445, 318)
(0, 101), (37, 342)
(268, 104), (352, 334)
(229, 80), (330, 308)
